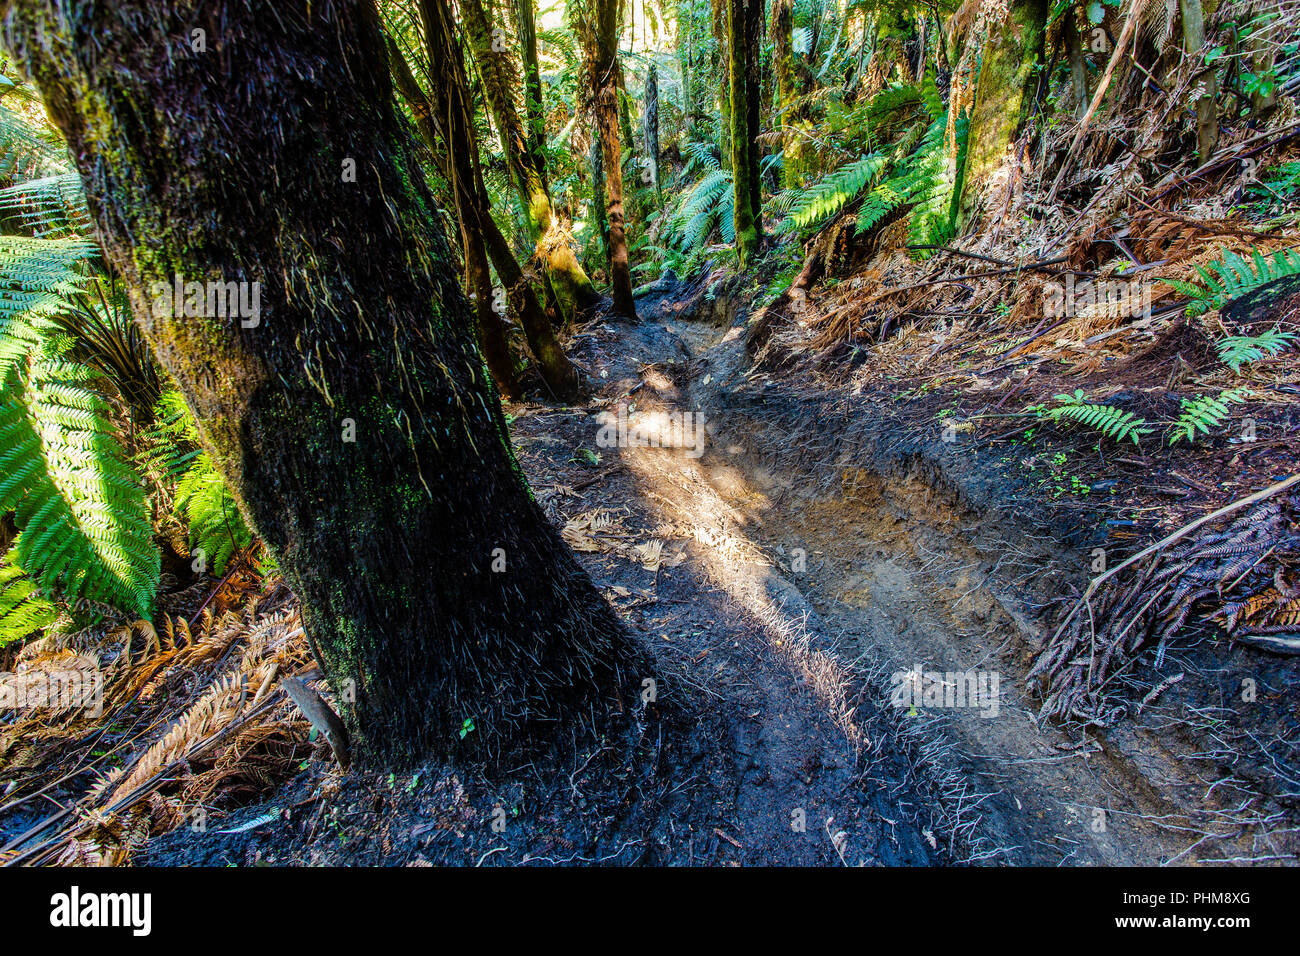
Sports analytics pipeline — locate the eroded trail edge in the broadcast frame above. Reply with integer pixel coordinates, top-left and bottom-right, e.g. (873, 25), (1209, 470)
(552, 290), (1295, 866)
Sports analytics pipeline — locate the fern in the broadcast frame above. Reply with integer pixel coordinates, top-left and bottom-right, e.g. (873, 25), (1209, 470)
(1169, 247), (1300, 315)
(852, 118), (932, 236)
(0, 172), (90, 237)
(669, 168), (733, 254)
(0, 361), (158, 618)
(0, 235), (101, 371)
(779, 153), (888, 232)
(0, 545), (58, 649)
(139, 389), (252, 575)
(906, 111), (968, 252)
(1034, 390), (1154, 445)
(1167, 388), (1251, 445)
(1215, 328), (1297, 373)
(175, 453), (250, 575)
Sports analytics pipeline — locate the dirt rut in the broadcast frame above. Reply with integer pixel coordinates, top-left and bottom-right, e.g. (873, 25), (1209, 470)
(605, 300), (1255, 865)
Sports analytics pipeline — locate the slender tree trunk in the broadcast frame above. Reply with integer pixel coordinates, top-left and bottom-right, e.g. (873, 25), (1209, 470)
(2, 0), (632, 767)
(577, 0), (637, 317)
(386, 37), (518, 398)
(714, 0), (732, 170)
(728, 0), (763, 267)
(643, 63), (661, 205)
(515, 0), (548, 169)
(1065, 9), (1088, 119)
(1180, 0), (1219, 165)
(389, 15), (581, 400)
(771, 0), (803, 188)
(458, 0), (601, 321)
(589, 135), (609, 273)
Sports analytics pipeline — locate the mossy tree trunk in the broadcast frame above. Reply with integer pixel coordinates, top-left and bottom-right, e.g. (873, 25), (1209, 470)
(415, 0), (581, 400)
(1180, 0), (1220, 165)
(643, 63), (661, 205)
(458, 0), (601, 322)
(1, 0), (632, 767)
(515, 0), (547, 167)
(770, 0), (803, 188)
(576, 0), (637, 318)
(956, 0), (1047, 228)
(727, 0), (763, 267)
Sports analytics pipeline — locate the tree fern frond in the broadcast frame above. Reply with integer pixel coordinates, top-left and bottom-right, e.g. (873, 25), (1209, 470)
(779, 153), (887, 232)
(0, 545), (58, 649)
(1216, 328), (1297, 372)
(1034, 390), (1154, 445)
(0, 361), (158, 618)
(1178, 247), (1300, 314)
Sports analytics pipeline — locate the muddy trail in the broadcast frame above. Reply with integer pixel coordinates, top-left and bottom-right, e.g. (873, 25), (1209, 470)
(550, 280), (1292, 867)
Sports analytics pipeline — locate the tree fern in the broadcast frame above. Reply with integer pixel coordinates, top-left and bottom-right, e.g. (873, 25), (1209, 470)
(1034, 390), (1154, 445)
(778, 152), (888, 232)
(0, 235), (100, 370)
(1167, 387), (1251, 445)
(670, 168), (733, 253)
(0, 172), (91, 237)
(908, 110), (970, 254)
(681, 140), (721, 176)
(0, 361), (158, 618)
(0, 545), (57, 649)
(1167, 247), (1300, 315)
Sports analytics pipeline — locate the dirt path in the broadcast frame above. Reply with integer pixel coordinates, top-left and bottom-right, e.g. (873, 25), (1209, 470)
(137, 288), (1288, 867)
(563, 288), (1269, 866)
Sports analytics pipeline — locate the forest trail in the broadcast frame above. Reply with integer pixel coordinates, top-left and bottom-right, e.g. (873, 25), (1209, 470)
(555, 283), (1280, 865)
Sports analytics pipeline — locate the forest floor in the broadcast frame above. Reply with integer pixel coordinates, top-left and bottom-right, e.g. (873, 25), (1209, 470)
(4, 272), (1298, 866)
(128, 267), (1299, 865)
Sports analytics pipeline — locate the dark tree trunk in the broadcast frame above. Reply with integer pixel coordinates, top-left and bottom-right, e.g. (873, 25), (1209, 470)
(576, 0), (637, 318)
(459, 0), (601, 323)
(643, 64), (660, 204)
(2, 0), (633, 767)
(385, 36), (517, 398)
(727, 0), (763, 266)
(414, 0), (582, 400)
(589, 135), (609, 273)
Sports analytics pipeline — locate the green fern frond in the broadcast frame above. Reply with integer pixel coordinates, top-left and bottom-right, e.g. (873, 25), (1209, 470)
(0, 173), (90, 237)
(0, 235), (101, 370)
(780, 153), (887, 232)
(1178, 247), (1300, 315)
(139, 389), (252, 575)
(1167, 387), (1251, 445)
(1215, 328), (1297, 373)
(681, 140), (721, 176)
(0, 361), (158, 618)
(1035, 390), (1154, 445)
(670, 169), (733, 253)
(0, 545), (58, 649)
(175, 451), (251, 576)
